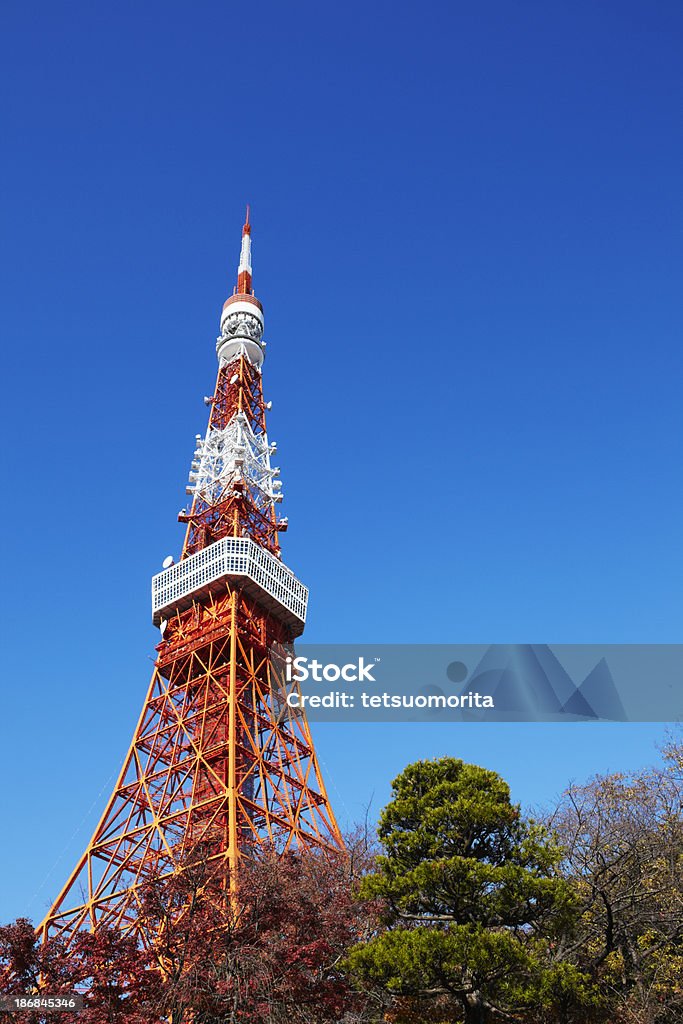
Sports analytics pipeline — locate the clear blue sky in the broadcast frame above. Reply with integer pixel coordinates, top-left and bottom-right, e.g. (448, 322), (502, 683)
(1, 1), (681, 924)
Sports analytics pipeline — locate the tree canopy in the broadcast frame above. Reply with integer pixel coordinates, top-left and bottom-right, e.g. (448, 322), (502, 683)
(3, 742), (683, 1024)
(548, 737), (683, 1024)
(346, 757), (600, 1024)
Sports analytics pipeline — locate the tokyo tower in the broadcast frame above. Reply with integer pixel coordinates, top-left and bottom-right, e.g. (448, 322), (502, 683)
(40, 210), (343, 943)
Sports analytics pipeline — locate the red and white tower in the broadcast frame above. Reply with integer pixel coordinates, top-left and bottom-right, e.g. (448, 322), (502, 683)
(40, 211), (343, 943)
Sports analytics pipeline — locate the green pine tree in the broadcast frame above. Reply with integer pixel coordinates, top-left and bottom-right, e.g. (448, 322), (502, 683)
(347, 758), (601, 1024)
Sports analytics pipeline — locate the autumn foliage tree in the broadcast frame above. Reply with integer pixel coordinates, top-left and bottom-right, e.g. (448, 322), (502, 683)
(0, 917), (160, 1023)
(139, 840), (379, 1024)
(1, 836), (379, 1024)
(548, 737), (683, 1024)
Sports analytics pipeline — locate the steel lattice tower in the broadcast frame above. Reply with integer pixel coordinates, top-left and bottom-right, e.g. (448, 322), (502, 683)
(41, 211), (343, 944)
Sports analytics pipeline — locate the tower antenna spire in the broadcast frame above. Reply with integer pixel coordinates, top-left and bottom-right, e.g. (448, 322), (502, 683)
(237, 205), (253, 295)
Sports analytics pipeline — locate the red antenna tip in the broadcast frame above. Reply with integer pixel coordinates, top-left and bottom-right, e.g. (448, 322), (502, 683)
(243, 204), (251, 235)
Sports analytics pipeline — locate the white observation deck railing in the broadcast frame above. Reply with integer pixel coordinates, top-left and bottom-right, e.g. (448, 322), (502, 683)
(151, 536), (308, 636)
